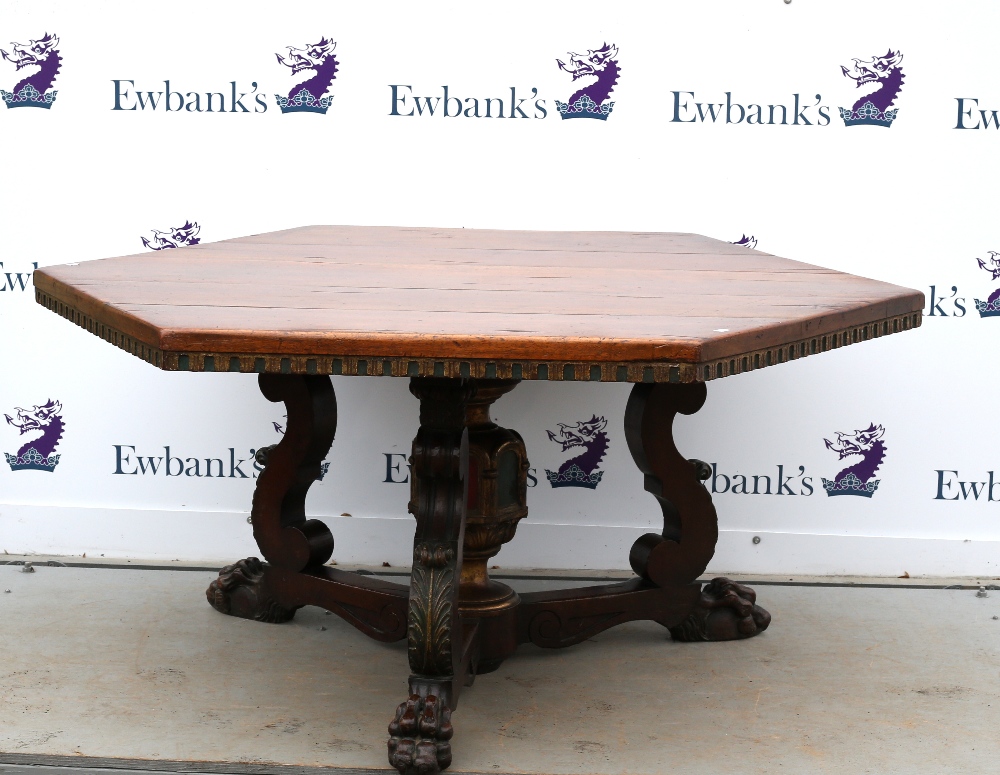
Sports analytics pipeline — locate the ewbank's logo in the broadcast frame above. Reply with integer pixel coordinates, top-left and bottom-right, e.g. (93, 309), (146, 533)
(733, 234), (757, 249)
(4, 400), (64, 472)
(821, 424), (886, 497)
(556, 43), (619, 120)
(275, 37), (337, 114)
(1, 261), (38, 293)
(1, 32), (60, 108)
(141, 221), (201, 250)
(974, 251), (1000, 317)
(839, 50), (904, 127)
(544, 416), (608, 489)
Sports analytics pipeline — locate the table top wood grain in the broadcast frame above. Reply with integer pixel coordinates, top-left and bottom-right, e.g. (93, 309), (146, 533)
(33, 225), (924, 383)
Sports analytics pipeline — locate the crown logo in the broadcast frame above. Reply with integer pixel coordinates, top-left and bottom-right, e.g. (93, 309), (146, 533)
(5, 448), (60, 472)
(545, 464), (605, 489)
(274, 88), (334, 114)
(1, 83), (57, 108)
(556, 94), (614, 121)
(821, 472), (880, 498)
(974, 298), (1000, 317)
(839, 100), (897, 128)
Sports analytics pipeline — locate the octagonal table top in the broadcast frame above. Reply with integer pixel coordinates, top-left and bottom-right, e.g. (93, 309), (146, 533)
(33, 225), (924, 383)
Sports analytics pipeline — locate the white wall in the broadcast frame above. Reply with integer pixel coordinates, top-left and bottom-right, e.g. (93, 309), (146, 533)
(2, 1), (998, 576)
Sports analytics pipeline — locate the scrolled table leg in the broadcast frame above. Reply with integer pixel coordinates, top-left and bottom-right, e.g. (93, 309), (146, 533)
(206, 373), (337, 622)
(624, 382), (770, 641)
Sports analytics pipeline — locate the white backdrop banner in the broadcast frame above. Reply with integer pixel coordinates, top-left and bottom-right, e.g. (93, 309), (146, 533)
(1, 1), (998, 575)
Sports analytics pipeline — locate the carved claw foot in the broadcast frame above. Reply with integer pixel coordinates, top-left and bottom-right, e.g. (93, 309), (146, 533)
(668, 577), (771, 642)
(388, 694), (454, 775)
(206, 557), (297, 623)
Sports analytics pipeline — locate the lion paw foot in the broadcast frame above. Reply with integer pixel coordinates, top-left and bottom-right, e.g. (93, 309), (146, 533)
(388, 694), (453, 774)
(669, 577), (771, 642)
(206, 557), (297, 623)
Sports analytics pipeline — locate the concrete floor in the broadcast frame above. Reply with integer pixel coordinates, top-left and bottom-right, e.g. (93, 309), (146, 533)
(1, 564), (999, 775)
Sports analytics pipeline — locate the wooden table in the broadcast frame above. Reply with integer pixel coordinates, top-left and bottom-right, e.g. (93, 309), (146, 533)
(34, 226), (923, 774)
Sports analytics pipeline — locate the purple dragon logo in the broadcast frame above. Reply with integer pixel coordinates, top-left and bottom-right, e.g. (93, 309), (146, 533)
(544, 415), (609, 489)
(4, 399), (64, 472)
(271, 416), (330, 481)
(274, 37), (338, 114)
(821, 424), (886, 498)
(838, 49), (904, 127)
(141, 221), (201, 251)
(974, 251), (1000, 317)
(555, 43), (619, 120)
(732, 234), (757, 249)
(1, 32), (61, 108)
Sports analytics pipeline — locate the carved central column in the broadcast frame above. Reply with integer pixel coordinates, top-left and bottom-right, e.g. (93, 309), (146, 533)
(451, 380), (528, 617)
